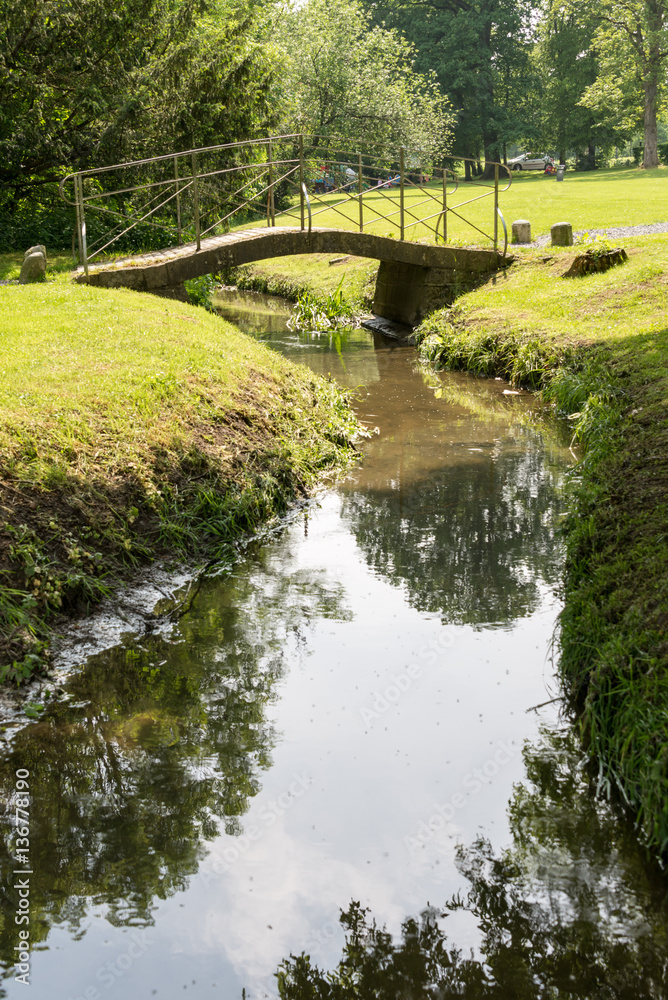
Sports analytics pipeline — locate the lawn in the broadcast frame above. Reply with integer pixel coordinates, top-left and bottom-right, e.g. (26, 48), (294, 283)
(230, 166), (668, 304)
(250, 165), (668, 249)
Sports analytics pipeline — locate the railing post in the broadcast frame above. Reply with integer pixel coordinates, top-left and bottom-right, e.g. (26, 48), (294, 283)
(299, 135), (305, 231)
(399, 147), (405, 241)
(441, 167), (448, 244)
(358, 153), (363, 233)
(73, 174), (83, 265)
(494, 163), (499, 252)
(75, 174), (88, 276)
(267, 138), (275, 227)
(191, 152), (201, 251)
(174, 156), (182, 246)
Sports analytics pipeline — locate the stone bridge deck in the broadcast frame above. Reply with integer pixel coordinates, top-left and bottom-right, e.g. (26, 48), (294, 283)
(77, 227), (506, 326)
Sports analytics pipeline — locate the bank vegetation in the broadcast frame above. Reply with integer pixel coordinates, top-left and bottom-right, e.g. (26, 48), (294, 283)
(0, 280), (360, 684)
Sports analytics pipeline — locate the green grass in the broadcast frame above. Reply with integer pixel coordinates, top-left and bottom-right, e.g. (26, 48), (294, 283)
(239, 166), (668, 249)
(0, 251), (75, 282)
(234, 252), (377, 308)
(0, 277), (360, 684)
(411, 233), (668, 856)
(233, 166), (668, 307)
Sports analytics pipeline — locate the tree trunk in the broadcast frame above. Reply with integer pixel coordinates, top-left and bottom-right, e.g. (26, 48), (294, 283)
(643, 79), (659, 167)
(642, 0), (662, 168)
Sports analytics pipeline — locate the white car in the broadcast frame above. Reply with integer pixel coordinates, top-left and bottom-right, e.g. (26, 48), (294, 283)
(508, 153), (555, 171)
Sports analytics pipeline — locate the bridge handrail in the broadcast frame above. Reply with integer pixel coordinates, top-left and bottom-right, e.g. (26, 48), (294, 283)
(59, 135), (512, 276)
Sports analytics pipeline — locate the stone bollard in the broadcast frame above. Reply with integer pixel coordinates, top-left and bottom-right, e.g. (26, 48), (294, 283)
(24, 244), (47, 261)
(551, 222), (573, 247)
(511, 220), (532, 244)
(19, 245), (47, 284)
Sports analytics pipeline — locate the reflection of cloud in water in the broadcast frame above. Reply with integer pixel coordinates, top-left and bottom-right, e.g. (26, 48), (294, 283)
(191, 821), (406, 996)
(275, 726), (668, 999)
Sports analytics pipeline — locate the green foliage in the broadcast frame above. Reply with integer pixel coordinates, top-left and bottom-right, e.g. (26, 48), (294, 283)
(535, 1), (624, 163)
(565, 0), (668, 168)
(362, 0), (540, 165)
(289, 278), (358, 333)
(574, 231), (617, 256)
(0, 0), (278, 248)
(268, 0), (454, 156)
(184, 273), (219, 311)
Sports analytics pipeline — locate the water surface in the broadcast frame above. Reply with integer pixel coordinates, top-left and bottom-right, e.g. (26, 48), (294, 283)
(0, 291), (666, 999)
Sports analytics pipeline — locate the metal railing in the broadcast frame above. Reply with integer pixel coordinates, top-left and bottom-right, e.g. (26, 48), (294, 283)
(59, 135), (512, 275)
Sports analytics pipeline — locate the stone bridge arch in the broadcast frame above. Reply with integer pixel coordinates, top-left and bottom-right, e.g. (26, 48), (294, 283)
(77, 226), (506, 327)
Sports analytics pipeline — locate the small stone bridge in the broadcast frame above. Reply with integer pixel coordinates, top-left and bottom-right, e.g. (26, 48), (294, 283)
(62, 135), (512, 326)
(77, 226), (505, 327)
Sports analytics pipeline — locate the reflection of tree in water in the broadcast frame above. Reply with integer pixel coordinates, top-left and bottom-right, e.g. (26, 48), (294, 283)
(0, 547), (350, 976)
(343, 427), (567, 626)
(277, 726), (668, 998)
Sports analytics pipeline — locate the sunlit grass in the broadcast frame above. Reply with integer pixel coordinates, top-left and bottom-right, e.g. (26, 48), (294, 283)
(238, 165), (668, 249)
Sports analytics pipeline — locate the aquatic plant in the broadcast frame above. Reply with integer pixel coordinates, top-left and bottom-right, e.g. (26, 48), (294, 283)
(288, 277), (359, 333)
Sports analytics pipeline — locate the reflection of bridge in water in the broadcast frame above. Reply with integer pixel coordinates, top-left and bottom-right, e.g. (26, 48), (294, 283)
(60, 135), (512, 326)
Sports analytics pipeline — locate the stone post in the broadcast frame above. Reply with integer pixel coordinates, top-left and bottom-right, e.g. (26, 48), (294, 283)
(19, 246), (47, 283)
(551, 222), (573, 247)
(511, 220), (531, 244)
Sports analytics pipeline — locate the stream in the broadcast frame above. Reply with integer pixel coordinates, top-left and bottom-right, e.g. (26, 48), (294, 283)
(0, 289), (667, 998)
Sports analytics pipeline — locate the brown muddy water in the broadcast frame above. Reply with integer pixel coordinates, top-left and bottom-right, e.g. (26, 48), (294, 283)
(0, 290), (667, 999)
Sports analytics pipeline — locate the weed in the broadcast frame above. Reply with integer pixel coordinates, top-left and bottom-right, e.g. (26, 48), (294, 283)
(574, 231), (617, 257)
(184, 273), (219, 311)
(289, 277), (359, 333)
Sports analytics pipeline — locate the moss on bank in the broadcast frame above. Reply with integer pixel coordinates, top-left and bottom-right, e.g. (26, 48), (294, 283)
(413, 235), (668, 856)
(0, 281), (360, 684)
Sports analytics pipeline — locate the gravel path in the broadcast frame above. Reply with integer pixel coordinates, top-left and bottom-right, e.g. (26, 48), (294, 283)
(523, 220), (668, 248)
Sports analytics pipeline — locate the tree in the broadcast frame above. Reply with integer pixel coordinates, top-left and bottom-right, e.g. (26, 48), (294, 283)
(568, 0), (668, 168)
(0, 0), (278, 244)
(267, 0), (455, 157)
(536, 0), (630, 167)
(362, 0), (541, 173)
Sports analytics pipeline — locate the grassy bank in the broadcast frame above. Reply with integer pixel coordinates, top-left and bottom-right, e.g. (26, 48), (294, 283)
(414, 234), (668, 855)
(0, 280), (360, 685)
(234, 252), (377, 309)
